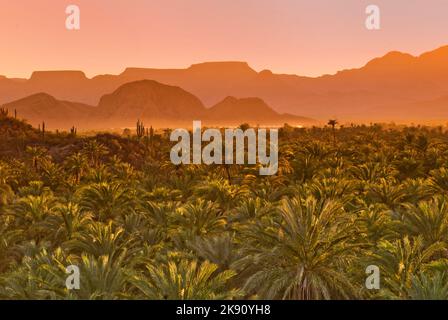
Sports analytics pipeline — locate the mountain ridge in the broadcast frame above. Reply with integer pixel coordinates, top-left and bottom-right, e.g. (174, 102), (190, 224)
(3, 80), (314, 130)
(2, 45), (448, 122)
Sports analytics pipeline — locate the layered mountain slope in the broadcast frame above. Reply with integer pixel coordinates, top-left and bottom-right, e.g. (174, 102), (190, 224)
(96, 80), (207, 127)
(3, 93), (95, 129)
(1, 45), (448, 122)
(205, 96), (314, 126)
(3, 80), (313, 129)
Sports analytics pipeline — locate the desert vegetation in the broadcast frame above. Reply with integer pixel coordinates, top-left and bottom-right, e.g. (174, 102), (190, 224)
(1, 110), (448, 300)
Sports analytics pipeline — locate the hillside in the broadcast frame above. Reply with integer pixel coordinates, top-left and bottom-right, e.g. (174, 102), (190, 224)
(96, 80), (207, 128)
(204, 96), (314, 126)
(3, 93), (95, 129)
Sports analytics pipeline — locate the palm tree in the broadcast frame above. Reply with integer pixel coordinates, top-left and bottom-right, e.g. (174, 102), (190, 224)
(0, 162), (14, 206)
(65, 221), (134, 261)
(174, 199), (226, 238)
(237, 196), (360, 299)
(17, 180), (51, 197)
(401, 196), (448, 247)
(82, 140), (108, 168)
(369, 236), (445, 299)
(188, 234), (241, 272)
(139, 200), (176, 231)
(194, 178), (241, 210)
(357, 203), (395, 244)
(0, 224), (21, 273)
(0, 247), (70, 299)
(48, 202), (92, 241)
(327, 119), (338, 146)
(407, 271), (448, 300)
(429, 167), (448, 192)
(10, 194), (56, 242)
(73, 253), (131, 299)
(367, 178), (408, 212)
(78, 182), (134, 221)
(349, 162), (395, 183)
(40, 160), (65, 191)
(13, 193), (56, 230)
(25, 146), (49, 171)
(65, 152), (88, 184)
(130, 259), (239, 299)
(232, 197), (275, 222)
(306, 177), (356, 202)
(18, 250), (134, 300)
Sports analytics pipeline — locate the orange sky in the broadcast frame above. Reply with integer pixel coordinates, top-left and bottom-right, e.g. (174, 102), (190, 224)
(1, 0), (448, 78)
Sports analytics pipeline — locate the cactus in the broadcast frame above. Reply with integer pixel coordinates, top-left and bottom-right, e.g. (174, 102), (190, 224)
(41, 121), (46, 140)
(136, 119), (145, 138)
(70, 126), (77, 136)
(0, 107), (8, 117)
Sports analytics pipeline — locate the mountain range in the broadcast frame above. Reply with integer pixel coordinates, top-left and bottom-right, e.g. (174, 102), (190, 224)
(1, 45), (448, 126)
(3, 80), (313, 129)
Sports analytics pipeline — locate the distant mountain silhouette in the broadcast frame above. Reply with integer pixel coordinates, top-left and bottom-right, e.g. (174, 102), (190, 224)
(96, 80), (207, 128)
(3, 93), (95, 128)
(3, 80), (313, 129)
(205, 96), (313, 126)
(1, 45), (448, 122)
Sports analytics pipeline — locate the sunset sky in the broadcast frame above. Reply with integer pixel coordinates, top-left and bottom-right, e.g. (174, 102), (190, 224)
(1, 0), (448, 78)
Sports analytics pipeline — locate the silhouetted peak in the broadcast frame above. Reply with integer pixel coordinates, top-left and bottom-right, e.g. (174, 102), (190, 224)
(217, 96), (266, 105)
(30, 70), (87, 82)
(259, 69), (274, 76)
(237, 97), (268, 105)
(95, 79), (207, 124)
(108, 79), (183, 95)
(16, 92), (58, 104)
(212, 96), (274, 113)
(221, 96), (239, 103)
(187, 61), (257, 75)
(365, 51), (416, 69)
(119, 67), (170, 78)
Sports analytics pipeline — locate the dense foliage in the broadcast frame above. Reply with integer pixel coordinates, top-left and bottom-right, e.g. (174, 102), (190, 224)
(1, 114), (448, 300)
